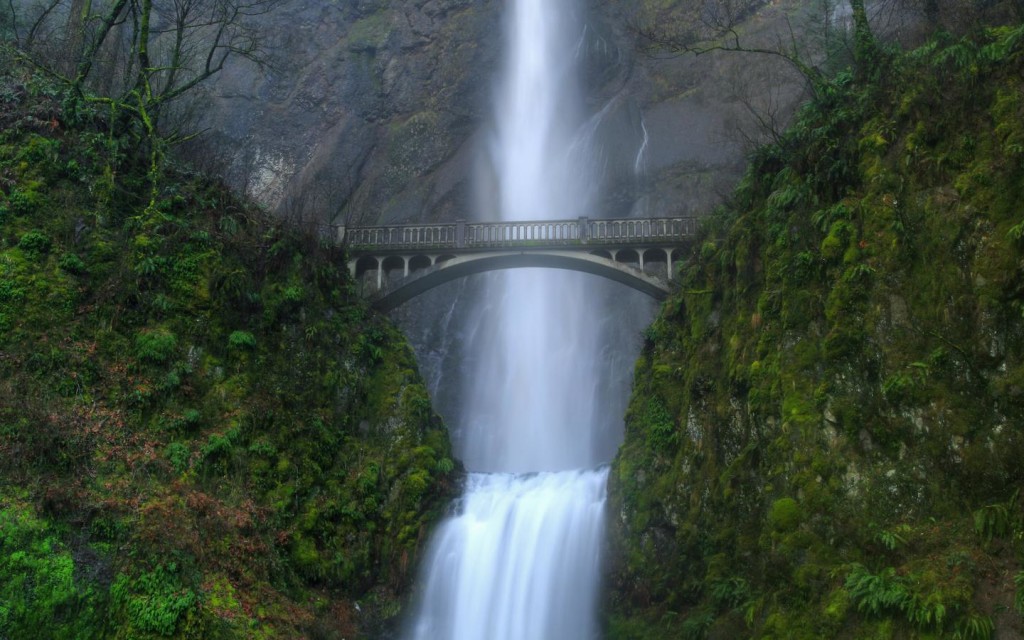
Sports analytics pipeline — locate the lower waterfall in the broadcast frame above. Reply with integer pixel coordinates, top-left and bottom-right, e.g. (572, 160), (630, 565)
(406, 470), (607, 640)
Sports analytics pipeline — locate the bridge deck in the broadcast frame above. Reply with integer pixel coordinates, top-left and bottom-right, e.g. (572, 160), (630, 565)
(338, 216), (697, 253)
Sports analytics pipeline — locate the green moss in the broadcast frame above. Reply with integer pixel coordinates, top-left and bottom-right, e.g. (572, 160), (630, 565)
(768, 497), (802, 532)
(609, 26), (1024, 639)
(0, 499), (106, 638)
(346, 10), (394, 51)
(0, 52), (457, 638)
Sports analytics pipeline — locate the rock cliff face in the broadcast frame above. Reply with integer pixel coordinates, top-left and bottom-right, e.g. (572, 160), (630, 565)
(191, 0), (806, 225)
(191, 0), (500, 224)
(605, 26), (1024, 639)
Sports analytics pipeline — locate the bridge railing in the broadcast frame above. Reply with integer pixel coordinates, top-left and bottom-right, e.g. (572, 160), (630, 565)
(344, 223), (460, 248)
(588, 217), (698, 241)
(464, 220), (581, 246)
(340, 216), (696, 252)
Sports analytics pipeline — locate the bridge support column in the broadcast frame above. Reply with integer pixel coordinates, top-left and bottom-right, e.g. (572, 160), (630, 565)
(377, 261), (383, 291)
(404, 257), (409, 278)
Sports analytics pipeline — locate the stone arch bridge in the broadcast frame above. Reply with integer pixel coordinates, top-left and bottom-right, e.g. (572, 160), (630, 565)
(330, 217), (697, 312)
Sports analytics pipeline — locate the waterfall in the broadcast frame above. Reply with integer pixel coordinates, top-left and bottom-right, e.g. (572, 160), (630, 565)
(405, 1), (649, 637)
(458, 0), (616, 476)
(407, 470), (608, 639)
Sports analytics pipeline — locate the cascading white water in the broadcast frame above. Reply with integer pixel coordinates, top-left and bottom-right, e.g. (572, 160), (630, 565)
(406, 1), (624, 638)
(458, 0), (614, 476)
(407, 470), (608, 639)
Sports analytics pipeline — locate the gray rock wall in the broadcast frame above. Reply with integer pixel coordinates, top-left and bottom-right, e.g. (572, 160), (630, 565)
(190, 0), (500, 225)
(188, 0), (809, 226)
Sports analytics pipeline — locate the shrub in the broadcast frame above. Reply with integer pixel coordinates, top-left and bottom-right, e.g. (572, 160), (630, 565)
(17, 230), (52, 258)
(769, 497), (802, 532)
(845, 564), (910, 616)
(57, 252), (87, 274)
(640, 397), (677, 451)
(227, 330), (256, 350)
(134, 328), (177, 363)
(201, 432), (234, 462)
(8, 187), (42, 216)
(164, 442), (191, 474)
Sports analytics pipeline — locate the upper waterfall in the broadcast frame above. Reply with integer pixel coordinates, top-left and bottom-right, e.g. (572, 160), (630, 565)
(457, 0), (613, 474)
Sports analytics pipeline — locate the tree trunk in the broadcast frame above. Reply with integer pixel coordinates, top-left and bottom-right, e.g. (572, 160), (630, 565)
(62, 0), (89, 76)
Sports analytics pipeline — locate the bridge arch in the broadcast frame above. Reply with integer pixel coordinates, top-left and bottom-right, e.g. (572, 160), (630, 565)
(409, 255), (432, 273)
(359, 251), (672, 312)
(336, 215), (698, 311)
(643, 248), (669, 277)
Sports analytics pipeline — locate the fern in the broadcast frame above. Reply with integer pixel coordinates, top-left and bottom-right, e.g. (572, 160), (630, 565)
(845, 565), (911, 616)
(1008, 221), (1024, 244)
(680, 609), (714, 640)
(952, 613), (994, 640)
(877, 524), (911, 551)
(934, 42), (977, 71)
(709, 576), (750, 610)
(973, 489), (1020, 542)
(904, 591), (947, 630)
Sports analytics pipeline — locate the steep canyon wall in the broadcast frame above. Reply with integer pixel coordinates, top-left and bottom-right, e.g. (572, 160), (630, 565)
(191, 0), (807, 225)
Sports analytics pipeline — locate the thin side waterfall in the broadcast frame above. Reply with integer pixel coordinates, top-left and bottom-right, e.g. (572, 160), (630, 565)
(405, 1), (627, 637)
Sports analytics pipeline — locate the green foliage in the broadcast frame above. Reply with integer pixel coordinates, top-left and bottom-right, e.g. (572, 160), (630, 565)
(134, 328), (178, 364)
(1009, 221), (1024, 244)
(164, 442), (191, 474)
(952, 613), (995, 640)
(435, 456), (455, 474)
(8, 184), (43, 215)
(609, 24), (1024, 640)
(58, 252), (88, 275)
(201, 432), (234, 461)
(0, 502), (104, 639)
(18, 229), (52, 258)
(0, 53), (456, 638)
(972, 490), (1020, 543)
(846, 565), (911, 617)
(708, 576), (750, 611)
(110, 564), (197, 636)
(639, 396), (677, 451)
(680, 609), (714, 640)
(877, 524), (911, 551)
(227, 330), (256, 350)
(768, 497), (801, 532)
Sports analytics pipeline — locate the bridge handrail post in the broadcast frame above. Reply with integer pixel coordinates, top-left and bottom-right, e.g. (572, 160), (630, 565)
(578, 216), (589, 244)
(456, 220), (466, 248)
